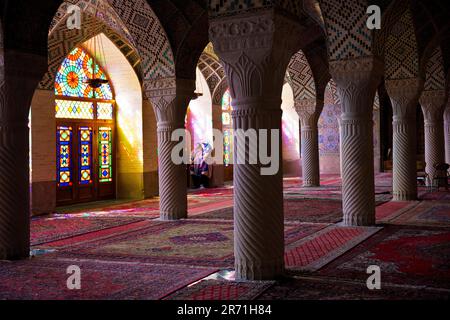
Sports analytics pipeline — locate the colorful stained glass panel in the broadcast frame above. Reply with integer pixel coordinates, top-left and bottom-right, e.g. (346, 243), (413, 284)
(79, 127), (93, 185)
(57, 126), (73, 187)
(55, 47), (113, 100)
(99, 127), (113, 183)
(97, 102), (114, 120)
(55, 100), (94, 119)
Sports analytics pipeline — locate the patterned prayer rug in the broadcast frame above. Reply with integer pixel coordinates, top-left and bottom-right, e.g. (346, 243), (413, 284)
(165, 280), (274, 300)
(52, 195), (230, 219)
(389, 201), (450, 227)
(192, 198), (343, 223)
(418, 190), (450, 201)
(52, 221), (329, 268)
(375, 201), (420, 223)
(285, 225), (381, 272)
(31, 216), (145, 246)
(0, 258), (216, 300)
(257, 276), (449, 300)
(319, 225), (450, 289)
(34, 220), (156, 250)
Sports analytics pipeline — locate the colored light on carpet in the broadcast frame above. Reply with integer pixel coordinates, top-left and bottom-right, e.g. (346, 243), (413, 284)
(320, 226), (450, 289)
(165, 280), (274, 300)
(285, 225), (381, 272)
(0, 258), (216, 300)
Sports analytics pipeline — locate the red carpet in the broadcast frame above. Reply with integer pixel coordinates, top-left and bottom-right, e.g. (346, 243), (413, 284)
(192, 198), (342, 223)
(285, 225), (381, 272)
(320, 225), (450, 289)
(375, 201), (419, 222)
(165, 280), (273, 300)
(31, 216), (145, 246)
(389, 201), (450, 227)
(49, 221), (329, 268)
(258, 276), (448, 300)
(0, 258), (216, 300)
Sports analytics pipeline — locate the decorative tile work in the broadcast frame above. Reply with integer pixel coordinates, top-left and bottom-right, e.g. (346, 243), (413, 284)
(424, 47), (446, 91)
(318, 0), (372, 60)
(198, 51), (227, 104)
(287, 50), (316, 100)
(39, 13), (142, 90)
(209, 0), (304, 18)
(385, 9), (419, 79)
(318, 103), (341, 155)
(49, 0), (175, 80)
(324, 79), (340, 105)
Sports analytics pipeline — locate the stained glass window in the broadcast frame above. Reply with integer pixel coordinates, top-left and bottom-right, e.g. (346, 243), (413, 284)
(99, 127), (113, 183)
(79, 127), (93, 185)
(97, 102), (114, 120)
(55, 47), (113, 100)
(55, 100), (94, 119)
(57, 126), (73, 187)
(222, 89), (233, 166)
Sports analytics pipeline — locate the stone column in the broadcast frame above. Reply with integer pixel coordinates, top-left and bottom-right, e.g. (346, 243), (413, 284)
(146, 79), (196, 220)
(444, 105), (450, 165)
(330, 57), (383, 226)
(420, 90), (447, 184)
(295, 98), (323, 187)
(386, 78), (423, 201)
(0, 51), (46, 259)
(210, 10), (302, 280)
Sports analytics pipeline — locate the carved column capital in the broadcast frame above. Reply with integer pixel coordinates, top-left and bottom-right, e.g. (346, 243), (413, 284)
(294, 98), (324, 128)
(420, 90), (447, 123)
(329, 56), (384, 116)
(445, 105), (450, 123)
(144, 78), (195, 128)
(209, 10), (303, 105)
(386, 78), (424, 119)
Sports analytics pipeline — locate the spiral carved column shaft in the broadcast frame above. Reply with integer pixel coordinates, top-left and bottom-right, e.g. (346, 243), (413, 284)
(330, 57), (383, 226)
(146, 79), (195, 220)
(232, 104), (284, 280)
(295, 99), (323, 187)
(420, 90), (447, 184)
(386, 78), (423, 201)
(156, 125), (188, 220)
(210, 10), (303, 280)
(444, 107), (450, 165)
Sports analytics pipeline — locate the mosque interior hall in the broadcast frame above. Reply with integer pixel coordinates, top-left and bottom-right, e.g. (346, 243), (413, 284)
(1, 0), (450, 301)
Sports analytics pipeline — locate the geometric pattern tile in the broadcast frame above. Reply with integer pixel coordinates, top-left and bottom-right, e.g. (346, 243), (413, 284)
(39, 13), (141, 90)
(424, 46), (446, 91)
(287, 50), (316, 100)
(198, 49), (228, 105)
(319, 0), (372, 60)
(44, 0), (175, 79)
(385, 9), (419, 79)
(209, 0), (304, 18)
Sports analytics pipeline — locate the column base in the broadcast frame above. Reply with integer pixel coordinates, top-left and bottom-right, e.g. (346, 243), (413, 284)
(393, 192), (417, 201)
(160, 210), (187, 221)
(343, 212), (375, 226)
(302, 180), (320, 187)
(235, 258), (285, 281)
